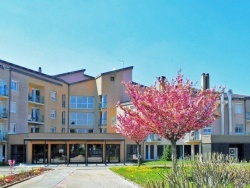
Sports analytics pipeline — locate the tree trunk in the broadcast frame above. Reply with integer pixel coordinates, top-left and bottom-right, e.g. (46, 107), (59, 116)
(137, 142), (141, 167)
(171, 140), (177, 174)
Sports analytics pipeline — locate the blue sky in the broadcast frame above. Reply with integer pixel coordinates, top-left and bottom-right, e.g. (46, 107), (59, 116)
(0, 1), (250, 94)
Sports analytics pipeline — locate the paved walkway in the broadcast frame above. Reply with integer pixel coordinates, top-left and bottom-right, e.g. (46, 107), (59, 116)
(3, 164), (140, 188)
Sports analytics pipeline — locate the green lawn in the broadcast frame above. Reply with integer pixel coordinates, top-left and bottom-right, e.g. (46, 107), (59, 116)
(110, 166), (169, 187)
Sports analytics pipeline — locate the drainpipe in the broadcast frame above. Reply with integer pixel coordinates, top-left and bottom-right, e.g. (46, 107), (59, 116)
(228, 89), (233, 135)
(221, 91), (225, 135)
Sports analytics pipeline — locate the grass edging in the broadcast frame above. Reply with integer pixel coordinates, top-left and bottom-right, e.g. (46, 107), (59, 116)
(107, 168), (143, 188)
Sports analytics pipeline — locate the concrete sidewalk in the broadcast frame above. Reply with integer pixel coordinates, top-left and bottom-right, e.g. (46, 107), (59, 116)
(2, 164), (140, 188)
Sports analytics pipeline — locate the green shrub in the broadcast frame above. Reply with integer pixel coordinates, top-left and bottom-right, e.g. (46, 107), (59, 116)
(161, 145), (171, 161)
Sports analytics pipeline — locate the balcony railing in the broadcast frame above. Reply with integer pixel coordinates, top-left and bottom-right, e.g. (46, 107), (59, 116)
(28, 114), (44, 123)
(185, 131), (200, 141)
(0, 88), (8, 97)
(28, 94), (44, 104)
(0, 111), (7, 119)
(246, 112), (250, 121)
(145, 134), (161, 142)
(99, 102), (107, 109)
(0, 132), (7, 141)
(99, 119), (107, 126)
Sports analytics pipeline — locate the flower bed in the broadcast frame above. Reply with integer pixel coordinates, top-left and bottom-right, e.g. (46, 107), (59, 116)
(0, 167), (52, 187)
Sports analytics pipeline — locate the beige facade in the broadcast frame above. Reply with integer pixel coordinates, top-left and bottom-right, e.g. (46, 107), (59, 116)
(0, 59), (134, 164)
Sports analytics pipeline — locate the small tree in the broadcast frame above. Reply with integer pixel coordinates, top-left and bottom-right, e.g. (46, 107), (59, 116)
(161, 145), (172, 161)
(115, 103), (150, 166)
(123, 72), (220, 173)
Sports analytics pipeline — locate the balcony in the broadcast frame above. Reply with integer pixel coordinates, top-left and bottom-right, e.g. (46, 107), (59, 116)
(99, 102), (107, 109)
(0, 111), (7, 119)
(99, 119), (107, 126)
(28, 114), (44, 125)
(184, 131), (201, 143)
(145, 134), (161, 142)
(0, 132), (7, 141)
(28, 94), (44, 105)
(246, 112), (250, 121)
(0, 87), (8, 98)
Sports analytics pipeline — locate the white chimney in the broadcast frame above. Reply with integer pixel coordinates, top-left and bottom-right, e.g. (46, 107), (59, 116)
(228, 89), (233, 135)
(221, 91), (225, 135)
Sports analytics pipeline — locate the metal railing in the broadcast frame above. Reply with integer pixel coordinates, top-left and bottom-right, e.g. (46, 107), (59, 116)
(185, 131), (200, 141)
(0, 111), (7, 119)
(28, 114), (44, 123)
(145, 134), (161, 142)
(99, 119), (107, 126)
(28, 94), (44, 104)
(0, 88), (8, 96)
(246, 112), (250, 120)
(0, 132), (7, 141)
(99, 102), (107, 109)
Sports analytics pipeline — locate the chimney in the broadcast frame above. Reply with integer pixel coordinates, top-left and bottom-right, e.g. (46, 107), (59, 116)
(201, 73), (209, 91)
(38, 67), (42, 73)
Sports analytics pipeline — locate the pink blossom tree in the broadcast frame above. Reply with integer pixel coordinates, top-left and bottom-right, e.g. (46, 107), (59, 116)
(123, 72), (220, 172)
(115, 104), (150, 166)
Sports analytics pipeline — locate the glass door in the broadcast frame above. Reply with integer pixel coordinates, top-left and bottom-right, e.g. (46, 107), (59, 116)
(106, 144), (120, 163)
(87, 144), (103, 163)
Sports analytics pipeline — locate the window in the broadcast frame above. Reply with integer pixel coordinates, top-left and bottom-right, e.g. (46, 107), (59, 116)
(31, 126), (39, 133)
(235, 124), (244, 134)
(100, 95), (107, 108)
(51, 110), (56, 119)
(11, 80), (18, 91)
(62, 94), (66, 108)
(235, 103), (243, 114)
(51, 91), (56, 101)
(62, 111), (65, 125)
(69, 112), (94, 126)
(203, 126), (212, 134)
(10, 101), (17, 113)
(70, 128), (93, 133)
(51, 127), (56, 133)
(110, 76), (115, 81)
(100, 111), (107, 125)
(70, 96), (94, 109)
(62, 128), (65, 133)
(9, 123), (16, 134)
(99, 128), (107, 133)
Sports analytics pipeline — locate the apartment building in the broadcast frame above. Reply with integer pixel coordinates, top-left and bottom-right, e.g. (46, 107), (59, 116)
(0, 59), (132, 164)
(1, 59), (250, 164)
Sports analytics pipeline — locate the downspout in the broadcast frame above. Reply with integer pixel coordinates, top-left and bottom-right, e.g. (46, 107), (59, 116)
(228, 89), (233, 135)
(67, 83), (70, 133)
(221, 91), (225, 135)
(244, 98), (247, 135)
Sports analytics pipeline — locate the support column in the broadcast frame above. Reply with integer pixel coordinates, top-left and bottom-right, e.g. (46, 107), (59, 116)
(191, 144), (195, 160)
(104, 140), (106, 165)
(123, 140), (126, 165)
(85, 141), (87, 166)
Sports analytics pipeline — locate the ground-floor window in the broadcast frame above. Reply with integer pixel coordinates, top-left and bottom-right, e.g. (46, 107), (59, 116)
(106, 144), (120, 163)
(51, 144), (67, 163)
(126, 144), (141, 161)
(70, 144), (86, 163)
(145, 145), (154, 160)
(32, 144), (48, 164)
(87, 144), (103, 163)
(157, 145), (164, 159)
(11, 145), (26, 163)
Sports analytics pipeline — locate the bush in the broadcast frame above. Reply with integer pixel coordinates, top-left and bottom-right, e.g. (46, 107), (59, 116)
(161, 145), (172, 161)
(146, 153), (250, 188)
